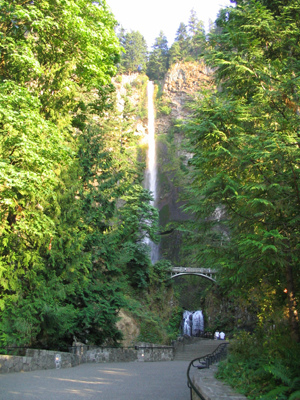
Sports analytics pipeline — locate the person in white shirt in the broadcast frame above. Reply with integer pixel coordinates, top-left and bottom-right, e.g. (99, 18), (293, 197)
(214, 330), (220, 340)
(220, 331), (225, 340)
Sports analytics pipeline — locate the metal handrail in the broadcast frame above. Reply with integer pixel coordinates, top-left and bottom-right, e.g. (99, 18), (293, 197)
(187, 342), (229, 400)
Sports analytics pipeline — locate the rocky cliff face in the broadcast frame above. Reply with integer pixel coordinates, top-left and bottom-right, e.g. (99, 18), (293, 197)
(115, 309), (140, 347)
(155, 62), (209, 264)
(156, 61), (209, 134)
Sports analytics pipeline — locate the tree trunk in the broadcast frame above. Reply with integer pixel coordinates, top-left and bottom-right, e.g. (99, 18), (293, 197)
(286, 263), (299, 342)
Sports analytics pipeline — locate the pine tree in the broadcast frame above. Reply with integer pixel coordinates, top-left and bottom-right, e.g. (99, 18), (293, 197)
(169, 10), (207, 64)
(147, 31), (169, 81)
(188, 9), (199, 36)
(174, 22), (190, 59)
(118, 29), (148, 73)
(169, 42), (182, 65)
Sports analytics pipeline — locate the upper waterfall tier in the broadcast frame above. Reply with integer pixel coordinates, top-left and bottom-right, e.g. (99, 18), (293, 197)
(146, 81), (156, 205)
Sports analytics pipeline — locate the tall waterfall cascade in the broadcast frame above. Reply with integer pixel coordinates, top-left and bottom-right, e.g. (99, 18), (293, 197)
(145, 81), (159, 264)
(147, 81), (157, 203)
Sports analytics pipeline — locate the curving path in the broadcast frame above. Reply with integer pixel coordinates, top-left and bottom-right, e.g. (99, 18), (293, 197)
(0, 361), (190, 400)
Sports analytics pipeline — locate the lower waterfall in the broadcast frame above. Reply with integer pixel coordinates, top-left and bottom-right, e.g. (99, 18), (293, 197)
(182, 310), (204, 336)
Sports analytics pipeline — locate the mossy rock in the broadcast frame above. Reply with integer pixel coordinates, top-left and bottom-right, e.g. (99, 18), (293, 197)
(159, 204), (170, 227)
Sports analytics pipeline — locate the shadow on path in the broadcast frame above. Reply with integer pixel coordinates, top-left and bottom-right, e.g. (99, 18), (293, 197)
(0, 361), (190, 400)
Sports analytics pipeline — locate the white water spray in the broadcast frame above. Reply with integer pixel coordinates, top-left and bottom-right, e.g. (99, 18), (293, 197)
(145, 81), (159, 264)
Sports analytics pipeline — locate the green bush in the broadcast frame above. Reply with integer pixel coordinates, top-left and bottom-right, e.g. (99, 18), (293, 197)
(138, 318), (165, 344)
(159, 105), (172, 115)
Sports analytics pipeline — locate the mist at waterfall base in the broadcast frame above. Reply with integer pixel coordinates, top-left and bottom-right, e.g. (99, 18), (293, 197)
(181, 310), (204, 337)
(144, 81), (159, 264)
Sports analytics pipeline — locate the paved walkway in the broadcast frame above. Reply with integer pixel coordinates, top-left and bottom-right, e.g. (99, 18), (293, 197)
(0, 340), (248, 400)
(190, 364), (248, 400)
(0, 361), (191, 400)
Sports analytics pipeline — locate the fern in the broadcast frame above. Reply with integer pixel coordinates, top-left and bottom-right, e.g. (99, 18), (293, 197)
(260, 386), (289, 400)
(264, 364), (292, 387)
(262, 363), (300, 400)
(289, 390), (300, 400)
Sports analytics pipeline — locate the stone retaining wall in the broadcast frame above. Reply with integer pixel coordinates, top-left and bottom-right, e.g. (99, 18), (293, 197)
(0, 349), (80, 374)
(0, 344), (174, 374)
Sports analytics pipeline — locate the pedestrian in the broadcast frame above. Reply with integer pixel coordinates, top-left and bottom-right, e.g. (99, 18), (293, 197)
(214, 330), (220, 340)
(220, 331), (225, 340)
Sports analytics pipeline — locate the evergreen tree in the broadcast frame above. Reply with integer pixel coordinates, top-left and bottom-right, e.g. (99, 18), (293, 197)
(147, 31), (169, 81)
(174, 22), (190, 59)
(168, 42), (182, 65)
(169, 11), (206, 65)
(118, 29), (148, 73)
(181, 0), (300, 344)
(188, 8), (200, 36)
(189, 12), (206, 59)
(117, 25), (127, 49)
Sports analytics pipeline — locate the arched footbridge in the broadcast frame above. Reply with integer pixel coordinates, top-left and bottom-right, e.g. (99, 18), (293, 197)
(170, 267), (217, 282)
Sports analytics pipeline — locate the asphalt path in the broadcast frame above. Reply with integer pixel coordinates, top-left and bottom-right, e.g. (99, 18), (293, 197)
(0, 361), (190, 400)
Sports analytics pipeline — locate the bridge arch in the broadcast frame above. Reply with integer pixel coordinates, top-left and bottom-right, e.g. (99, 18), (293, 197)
(170, 267), (217, 283)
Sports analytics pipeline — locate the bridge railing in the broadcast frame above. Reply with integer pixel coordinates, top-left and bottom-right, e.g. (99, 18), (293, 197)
(187, 342), (229, 400)
(171, 267), (217, 274)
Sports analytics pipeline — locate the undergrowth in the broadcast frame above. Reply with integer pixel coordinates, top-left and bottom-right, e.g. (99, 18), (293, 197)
(216, 330), (300, 399)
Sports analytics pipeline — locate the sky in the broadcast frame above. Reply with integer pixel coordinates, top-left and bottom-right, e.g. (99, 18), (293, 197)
(106, 0), (233, 49)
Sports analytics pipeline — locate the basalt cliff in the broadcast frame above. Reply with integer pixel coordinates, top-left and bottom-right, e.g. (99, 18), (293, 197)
(155, 61), (209, 264)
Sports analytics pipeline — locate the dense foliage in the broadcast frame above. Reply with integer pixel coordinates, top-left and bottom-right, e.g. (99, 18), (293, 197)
(0, 0), (160, 349)
(179, 0), (300, 397)
(217, 331), (300, 399)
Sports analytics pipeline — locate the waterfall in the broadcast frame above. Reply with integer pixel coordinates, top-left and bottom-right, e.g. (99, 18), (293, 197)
(147, 81), (156, 203)
(182, 310), (204, 336)
(182, 310), (193, 336)
(192, 310), (204, 336)
(145, 81), (159, 264)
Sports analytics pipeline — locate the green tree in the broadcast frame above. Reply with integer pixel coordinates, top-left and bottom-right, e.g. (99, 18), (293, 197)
(147, 31), (169, 81)
(118, 29), (148, 73)
(188, 8), (200, 36)
(169, 10), (206, 65)
(61, 89), (158, 344)
(0, 0), (123, 347)
(0, 82), (72, 347)
(168, 41), (182, 65)
(174, 22), (190, 60)
(181, 0), (300, 344)
(188, 10), (206, 59)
